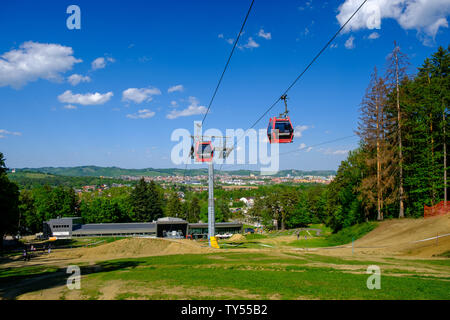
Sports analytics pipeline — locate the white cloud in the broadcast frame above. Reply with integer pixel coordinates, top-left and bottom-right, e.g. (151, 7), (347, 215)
(368, 31), (380, 39)
(302, 27), (310, 37)
(239, 37), (260, 50)
(299, 143), (307, 150)
(91, 57), (106, 70)
(166, 96), (207, 119)
(139, 56), (151, 63)
(299, 1), (313, 11)
(294, 125), (309, 138)
(91, 56), (115, 70)
(323, 149), (349, 155)
(306, 147), (313, 152)
(170, 100), (178, 107)
(63, 104), (77, 110)
(336, 0), (450, 44)
(258, 29), (272, 40)
(67, 74), (91, 86)
(0, 129), (21, 137)
(126, 109), (156, 119)
(168, 84), (184, 93)
(58, 90), (113, 105)
(218, 34), (224, 38)
(122, 87), (161, 104)
(333, 150), (349, 155)
(345, 35), (355, 49)
(0, 41), (81, 88)
(226, 38), (234, 44)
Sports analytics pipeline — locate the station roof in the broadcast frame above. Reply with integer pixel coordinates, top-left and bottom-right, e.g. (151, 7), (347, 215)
(156, 217), (188, 225)
(189, 222), (243, 228)
(72, 222), (156, 235)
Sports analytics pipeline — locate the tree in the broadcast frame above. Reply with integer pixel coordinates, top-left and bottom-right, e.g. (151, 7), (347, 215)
(18, 189), (37, 234)
(187, 195), (201, 223)
(0, 152), (20, 250)
(385, 41), (410, 218)
(357, 68), (395, 220)
(325, 148), (366, 231)
(288, 191), (311, 228)
(166, 192), (184, 219)
(430, 46), (450, 206)
(29, 185), (77, 230)
(400, 48), (449, 215)
(215, 199), (231, 223)
(0, 152), (7, 175)
(130, 178), (163, 222)
(249, 188), (299, 230)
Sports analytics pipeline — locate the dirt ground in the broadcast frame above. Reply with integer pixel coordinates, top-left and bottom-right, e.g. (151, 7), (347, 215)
(16, 279), (269, 300)
(1, 215), (449, 300)
(311, 215), (450, 258)
(1, 238), (215, 269)
(2, 215), (449, 270)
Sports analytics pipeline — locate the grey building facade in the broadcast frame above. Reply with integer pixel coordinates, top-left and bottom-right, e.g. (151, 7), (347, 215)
(43, 217), (242, 239)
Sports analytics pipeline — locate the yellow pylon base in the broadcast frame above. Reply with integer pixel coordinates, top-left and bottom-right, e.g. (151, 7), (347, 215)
(210, 236), (220, 249)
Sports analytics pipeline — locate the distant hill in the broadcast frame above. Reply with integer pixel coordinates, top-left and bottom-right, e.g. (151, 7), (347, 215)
(16, 166), (336, 178)
(7, 171), (131, 189)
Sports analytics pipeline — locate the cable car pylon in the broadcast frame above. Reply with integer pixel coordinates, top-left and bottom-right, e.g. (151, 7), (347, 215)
(189, 127), (232, 247)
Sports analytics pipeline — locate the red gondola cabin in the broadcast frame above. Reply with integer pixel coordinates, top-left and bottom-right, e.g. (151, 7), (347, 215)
(267, 116), (294, 143)
(195, 141), (214, 162)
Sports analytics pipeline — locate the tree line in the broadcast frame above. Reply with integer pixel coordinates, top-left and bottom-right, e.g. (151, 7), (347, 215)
(325, 44), (448, 231)
(0, 161), (234, 238)
(246, 45), (449, 232)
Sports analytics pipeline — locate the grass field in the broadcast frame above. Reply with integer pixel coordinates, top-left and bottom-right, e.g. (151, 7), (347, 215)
(1, 251), (449, 300)
(1, 217), (449, 300)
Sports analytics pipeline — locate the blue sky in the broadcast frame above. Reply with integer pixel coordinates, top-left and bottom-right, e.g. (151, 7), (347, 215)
(0, 0), (449, 171)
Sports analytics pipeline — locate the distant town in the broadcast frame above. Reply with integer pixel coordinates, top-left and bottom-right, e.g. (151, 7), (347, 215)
(67, 173), (335, 194)
(8, 166), (336, 193)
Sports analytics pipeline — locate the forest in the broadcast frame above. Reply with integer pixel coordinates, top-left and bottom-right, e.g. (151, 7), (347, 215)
(0, 45), (448, 241)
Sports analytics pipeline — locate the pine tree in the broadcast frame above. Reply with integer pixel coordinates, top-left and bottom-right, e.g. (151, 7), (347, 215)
(430, 46), (449, 206)
(166, 192), (183, 218)
(187, 195), (201, 223)
(130, 178), (163, 222)
(400, 47), (449, 215)
(0, 152), (20, 250)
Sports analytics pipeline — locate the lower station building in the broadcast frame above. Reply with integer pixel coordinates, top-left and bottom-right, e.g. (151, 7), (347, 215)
(43, 217), (242, 239)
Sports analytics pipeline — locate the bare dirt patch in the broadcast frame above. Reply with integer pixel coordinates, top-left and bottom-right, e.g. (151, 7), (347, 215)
(227, 234), (246, 242)
(18, 279), (265, 300)
(312, 215), (450, 258)
(2, 238), (215, 269)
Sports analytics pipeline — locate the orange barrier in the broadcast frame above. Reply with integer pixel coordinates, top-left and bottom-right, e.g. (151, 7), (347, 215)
(424, 201), (449, 218)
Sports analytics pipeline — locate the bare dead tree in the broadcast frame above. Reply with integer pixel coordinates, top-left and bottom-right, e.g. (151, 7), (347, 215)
(357, 67), (392, 220)
(385, 41), (410, 218)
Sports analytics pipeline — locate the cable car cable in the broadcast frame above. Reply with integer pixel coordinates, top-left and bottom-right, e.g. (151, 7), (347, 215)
(220, 0), (367, 169)
(247, 0), (368, 131)
(182, 0), (254, 182)
(201, 0), (255, 127)
(193, 0), (367, 176)
(279, 134), (358, 156)
(218, 134), (359, 173)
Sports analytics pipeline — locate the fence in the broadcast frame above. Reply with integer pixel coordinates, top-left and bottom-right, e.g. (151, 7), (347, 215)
(424, 201), (449, 218)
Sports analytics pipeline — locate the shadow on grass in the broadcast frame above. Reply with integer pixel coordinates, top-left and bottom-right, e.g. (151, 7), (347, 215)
(0, 260), (143, 300)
